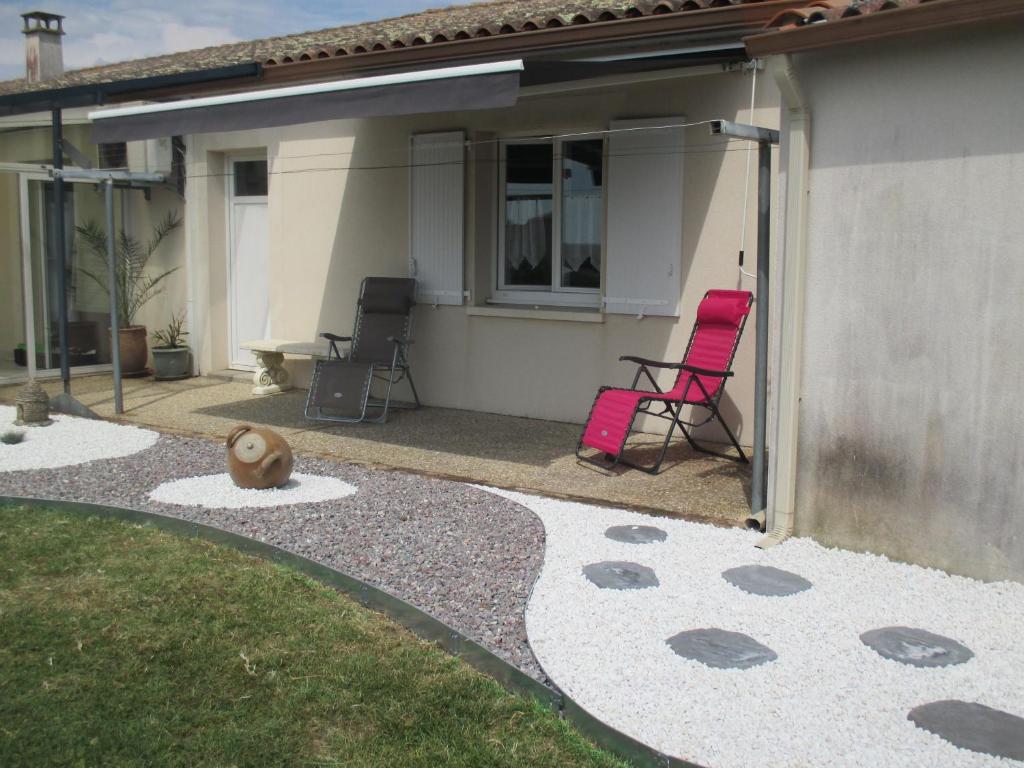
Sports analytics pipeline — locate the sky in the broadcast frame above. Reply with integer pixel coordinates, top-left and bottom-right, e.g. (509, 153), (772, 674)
(0, 0), (479, 81)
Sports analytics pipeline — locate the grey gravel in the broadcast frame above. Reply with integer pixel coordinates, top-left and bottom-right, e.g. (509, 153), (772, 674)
(666, 628), (778, 669)
(860, 626), (974, 668)
(582, 561), (660, 590)
(0, 433), (546, 681)
(908, 700), (1024, 761)
(721, 564), (813, 597)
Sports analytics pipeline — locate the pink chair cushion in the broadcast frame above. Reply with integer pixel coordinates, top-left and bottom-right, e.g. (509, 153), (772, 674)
(580, 290), (751, 456)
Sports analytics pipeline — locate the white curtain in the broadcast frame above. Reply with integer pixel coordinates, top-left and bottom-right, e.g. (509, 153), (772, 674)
(505, 198), (551, 269)
(560, 192), (601, 272)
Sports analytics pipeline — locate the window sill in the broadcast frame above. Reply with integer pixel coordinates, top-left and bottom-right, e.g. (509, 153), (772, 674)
(466, 305), (604, 323)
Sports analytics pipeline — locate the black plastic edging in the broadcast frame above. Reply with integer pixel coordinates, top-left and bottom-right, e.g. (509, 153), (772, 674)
(1, 495), (704, 768)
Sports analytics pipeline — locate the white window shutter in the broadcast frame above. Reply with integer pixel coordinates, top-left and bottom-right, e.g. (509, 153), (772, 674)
(410, 131), (465, 305)
(604, 117), (685, 317)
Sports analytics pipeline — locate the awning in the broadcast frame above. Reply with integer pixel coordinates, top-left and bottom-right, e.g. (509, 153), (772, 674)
(90, 59), (523, 143)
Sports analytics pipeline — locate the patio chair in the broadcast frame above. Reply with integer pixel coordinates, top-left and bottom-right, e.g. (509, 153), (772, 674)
(305, 277), (420, 424)
(576, 289), (753, 474)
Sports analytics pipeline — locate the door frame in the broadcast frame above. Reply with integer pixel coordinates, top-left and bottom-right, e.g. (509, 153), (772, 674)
(225, 153), (269, 371)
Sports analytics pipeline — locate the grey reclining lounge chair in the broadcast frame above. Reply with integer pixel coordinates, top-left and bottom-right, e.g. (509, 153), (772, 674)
(305, 277), (420, 424)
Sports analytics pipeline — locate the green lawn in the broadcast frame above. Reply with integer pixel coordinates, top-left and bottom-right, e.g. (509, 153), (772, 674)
(0, 505), (624, 768)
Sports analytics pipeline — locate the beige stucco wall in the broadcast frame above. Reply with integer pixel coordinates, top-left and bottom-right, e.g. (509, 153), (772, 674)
(786, 20), (1024, 581)
(188, 67), (778, 442)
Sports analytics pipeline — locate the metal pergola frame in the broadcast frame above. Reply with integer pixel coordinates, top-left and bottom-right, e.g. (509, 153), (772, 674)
(709, 119), (779, 520)
(47, 168), (165, 415)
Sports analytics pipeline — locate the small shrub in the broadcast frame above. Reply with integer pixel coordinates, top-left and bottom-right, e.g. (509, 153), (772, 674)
(152, 311), (189, 349)
(1, 430), (25, 445)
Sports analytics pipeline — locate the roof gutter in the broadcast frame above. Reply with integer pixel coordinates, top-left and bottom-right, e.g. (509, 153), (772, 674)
(0, 63), (261, 117)
(744, 0), (1024, 57)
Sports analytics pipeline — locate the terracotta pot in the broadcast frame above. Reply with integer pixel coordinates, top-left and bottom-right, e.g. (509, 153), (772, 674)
(225, 424), (294, 489)
(117, 325), (149, 374)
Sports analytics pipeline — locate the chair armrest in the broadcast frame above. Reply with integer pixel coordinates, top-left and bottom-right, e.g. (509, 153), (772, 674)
(320, 332), (352, 343)
(387, 336), (414, 345)
(681, 364), (734, 378)
(619, 355), (684, 370)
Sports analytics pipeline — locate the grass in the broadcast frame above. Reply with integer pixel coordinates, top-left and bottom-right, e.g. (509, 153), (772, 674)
(0, 505), (625, 768)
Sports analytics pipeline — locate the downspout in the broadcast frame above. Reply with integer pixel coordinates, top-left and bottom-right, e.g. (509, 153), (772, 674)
(756, 53), (809, 548)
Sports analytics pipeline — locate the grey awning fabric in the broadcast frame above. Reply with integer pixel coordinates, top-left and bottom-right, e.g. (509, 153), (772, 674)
(91, 64), (520, 143)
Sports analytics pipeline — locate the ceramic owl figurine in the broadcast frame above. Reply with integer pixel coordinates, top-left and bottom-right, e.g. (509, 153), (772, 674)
(226, 424), (294, 489)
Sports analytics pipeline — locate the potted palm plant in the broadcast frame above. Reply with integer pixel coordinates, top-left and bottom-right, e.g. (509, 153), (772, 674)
(151, 312), (191, 381)
(75, 211), (182, 375)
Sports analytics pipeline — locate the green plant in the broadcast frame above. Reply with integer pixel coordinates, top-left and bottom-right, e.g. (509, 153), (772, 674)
(1, 430), (25, 445)
(151, 311), (189, 349)
(74, 211), (182, 328)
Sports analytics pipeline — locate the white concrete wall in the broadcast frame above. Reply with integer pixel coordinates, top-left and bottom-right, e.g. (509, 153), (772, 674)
(789, 20), (1024, 581)
(187, 68), (778, 442)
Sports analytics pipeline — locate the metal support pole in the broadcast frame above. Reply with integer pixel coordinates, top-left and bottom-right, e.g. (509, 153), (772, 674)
(51, 108), (70, 394)
(750, 141), (771, 514)
(105, 179), (124, 415)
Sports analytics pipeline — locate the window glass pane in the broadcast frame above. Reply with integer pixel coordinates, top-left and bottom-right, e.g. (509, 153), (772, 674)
(234, 160), (267, 196)
(504, 143), (552, 288)
(560, 139), (603, 289)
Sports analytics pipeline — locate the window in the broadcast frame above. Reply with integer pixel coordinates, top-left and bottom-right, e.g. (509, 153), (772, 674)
(233, 159), (268, 197)
(97, 141), (127, 169)
(497, 138), (603, 305)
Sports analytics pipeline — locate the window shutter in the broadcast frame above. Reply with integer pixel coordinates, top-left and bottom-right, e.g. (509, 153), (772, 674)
(603, 117), (685, 317)
(410, 131), (465, 305)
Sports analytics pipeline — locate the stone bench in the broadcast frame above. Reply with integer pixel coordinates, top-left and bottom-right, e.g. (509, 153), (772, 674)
(240, 339), (330, 396)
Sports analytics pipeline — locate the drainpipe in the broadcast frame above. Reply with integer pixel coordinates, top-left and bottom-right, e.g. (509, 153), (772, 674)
(757, 54), (809, 548)
(710, 119), (778, 526)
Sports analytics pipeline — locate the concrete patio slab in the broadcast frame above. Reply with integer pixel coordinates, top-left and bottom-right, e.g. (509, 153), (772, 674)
(0, 374), (751, 525)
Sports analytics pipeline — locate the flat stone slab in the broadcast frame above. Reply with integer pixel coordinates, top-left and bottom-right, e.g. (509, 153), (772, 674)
(860, 626), (973, 668)
(604, 524), (668, 544)
(666, 628), (777, 670)
(582, 561), (659, 590)
(722, 564), (812, 596)
(909, 700), (1024, 761)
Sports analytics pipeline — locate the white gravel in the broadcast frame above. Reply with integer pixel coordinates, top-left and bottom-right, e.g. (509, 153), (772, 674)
(0, 406), (158, 472)
(481, 487), (1024, 768)
(149, 472), (357, 509)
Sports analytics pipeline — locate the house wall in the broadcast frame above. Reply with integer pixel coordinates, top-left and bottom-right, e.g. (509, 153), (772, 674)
(788, 20), (1024, 581)
(188, 68), (778, 440)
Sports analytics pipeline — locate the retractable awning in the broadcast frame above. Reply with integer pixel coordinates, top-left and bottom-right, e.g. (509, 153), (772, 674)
(89, 59), (523, 143)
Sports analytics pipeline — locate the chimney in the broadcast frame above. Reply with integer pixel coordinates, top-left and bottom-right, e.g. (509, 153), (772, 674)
(21, 11), (65, 83)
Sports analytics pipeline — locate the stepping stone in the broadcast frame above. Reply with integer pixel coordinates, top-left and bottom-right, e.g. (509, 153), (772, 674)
(908, 700), (1024, 761)
(666, 628), (777, 669)
(582, 561), (659, 590)
(860, 626), (973, 668)
(604, 524), (668, 544)
(722, 565), (812, 596)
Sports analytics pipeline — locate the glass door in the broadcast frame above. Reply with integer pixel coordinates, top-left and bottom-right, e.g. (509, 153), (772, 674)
(19, 175), (121, 377)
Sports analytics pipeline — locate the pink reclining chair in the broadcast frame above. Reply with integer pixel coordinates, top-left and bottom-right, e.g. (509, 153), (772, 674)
(577, 289), (753, 474)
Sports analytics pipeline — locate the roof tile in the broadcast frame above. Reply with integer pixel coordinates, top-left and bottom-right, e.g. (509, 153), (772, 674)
(0, 0), (765, 97)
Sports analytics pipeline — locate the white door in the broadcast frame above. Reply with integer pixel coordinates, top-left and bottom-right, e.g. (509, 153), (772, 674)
(228, 156), (269, 369)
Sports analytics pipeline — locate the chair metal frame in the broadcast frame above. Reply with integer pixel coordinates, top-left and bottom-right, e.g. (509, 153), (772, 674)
(304, 278), (421, 425)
